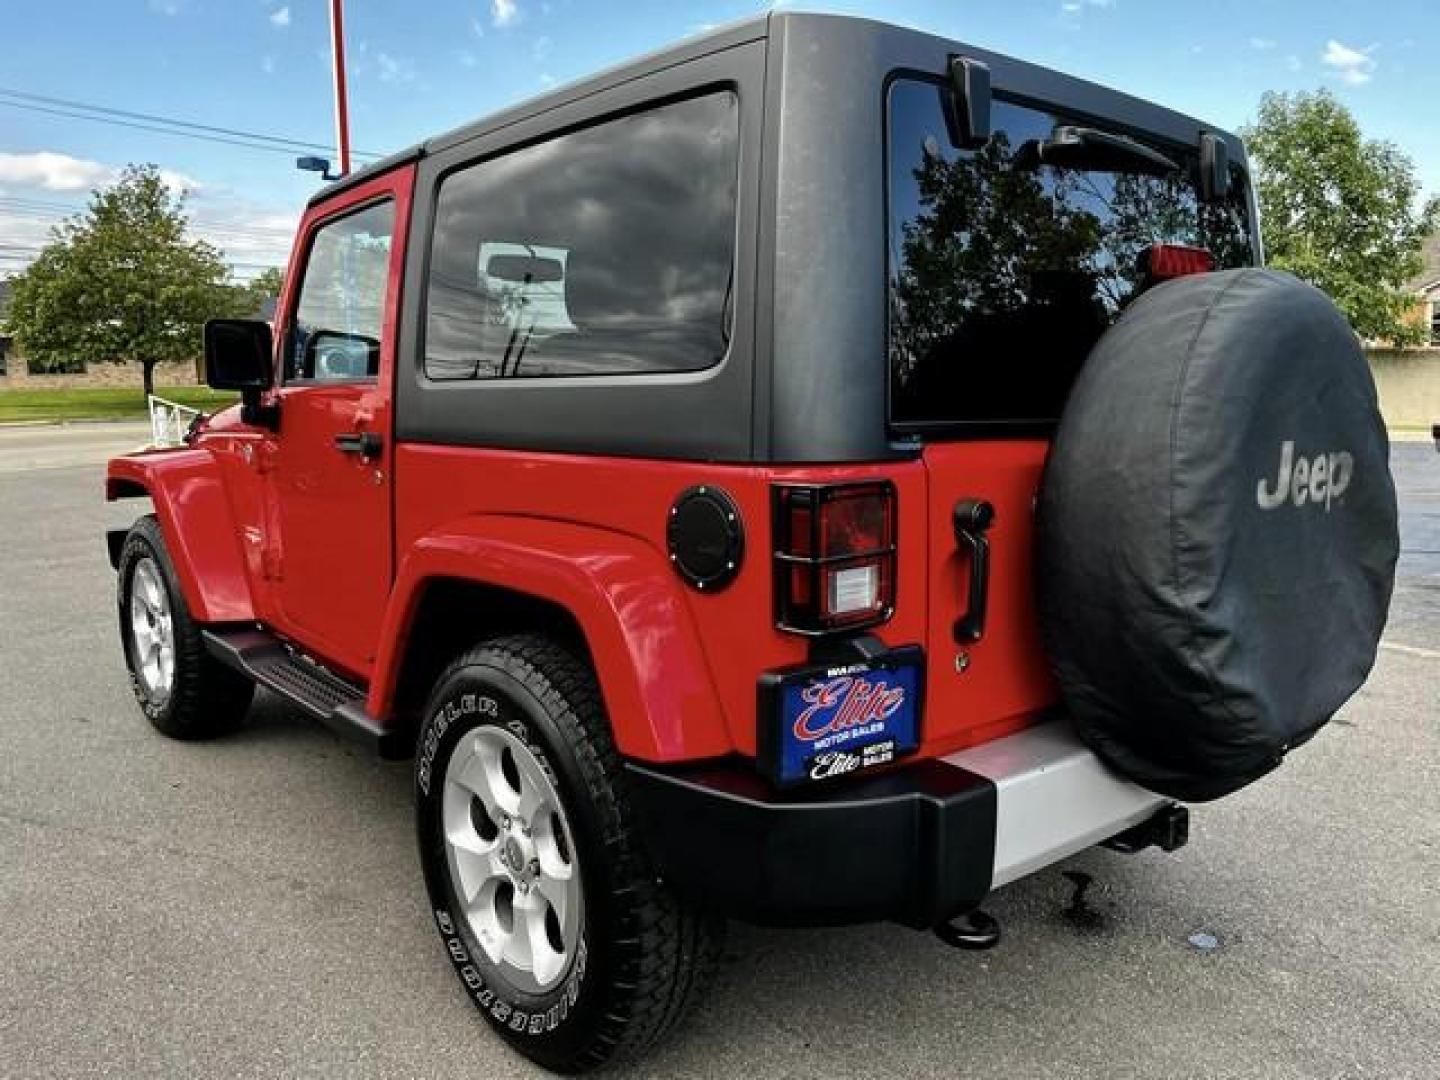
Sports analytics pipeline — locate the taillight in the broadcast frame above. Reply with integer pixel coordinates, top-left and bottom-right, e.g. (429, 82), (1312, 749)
(1145, 243), (1215, 281)
(773, 482), (896, 634)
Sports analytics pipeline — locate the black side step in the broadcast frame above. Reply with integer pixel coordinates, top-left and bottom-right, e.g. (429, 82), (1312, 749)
(203, 627), (409, 759)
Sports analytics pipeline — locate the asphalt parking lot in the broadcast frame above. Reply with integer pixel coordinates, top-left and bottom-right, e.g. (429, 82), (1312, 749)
(0, 425), (1436, 1079)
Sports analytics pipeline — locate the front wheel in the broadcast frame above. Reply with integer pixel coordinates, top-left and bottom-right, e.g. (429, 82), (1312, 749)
(117, 514), (253, 738)
(414, 634), (720, 1073)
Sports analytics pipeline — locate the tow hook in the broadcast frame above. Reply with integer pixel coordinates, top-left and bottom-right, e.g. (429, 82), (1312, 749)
(934, 909), (1001, 951)
(1103, 803), (1190, 854)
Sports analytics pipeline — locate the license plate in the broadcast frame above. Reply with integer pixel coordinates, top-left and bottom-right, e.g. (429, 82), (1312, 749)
(758, 646), (924, 787)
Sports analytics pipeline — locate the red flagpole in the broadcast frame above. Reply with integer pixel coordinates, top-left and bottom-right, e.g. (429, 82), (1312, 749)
(328, 0), (352, 176)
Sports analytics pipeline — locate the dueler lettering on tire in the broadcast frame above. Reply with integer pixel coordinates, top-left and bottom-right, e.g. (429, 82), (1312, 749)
(413, 634), (721, 1073)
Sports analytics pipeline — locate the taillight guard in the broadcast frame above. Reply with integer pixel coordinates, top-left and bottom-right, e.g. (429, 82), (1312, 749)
(773, 482), (897, 634)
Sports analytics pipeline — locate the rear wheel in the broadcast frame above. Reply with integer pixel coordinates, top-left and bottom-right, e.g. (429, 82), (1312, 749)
(414, 634), (721, 1073)
(117, 514), (253, 738)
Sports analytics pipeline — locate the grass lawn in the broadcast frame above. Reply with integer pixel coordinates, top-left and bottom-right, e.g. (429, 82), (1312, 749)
(0, 386), (238, 424)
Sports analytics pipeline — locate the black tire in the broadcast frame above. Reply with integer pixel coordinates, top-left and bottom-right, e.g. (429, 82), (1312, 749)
(414, 633), (721, 1073)
(117, 514), (254, 738)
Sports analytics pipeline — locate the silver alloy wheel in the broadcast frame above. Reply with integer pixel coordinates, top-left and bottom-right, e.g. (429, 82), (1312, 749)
(442, 725), (583, 994)
(128, 557), (175, 703)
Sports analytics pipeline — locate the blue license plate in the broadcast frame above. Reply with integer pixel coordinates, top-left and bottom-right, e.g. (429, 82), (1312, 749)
(758, 647), (924, 787)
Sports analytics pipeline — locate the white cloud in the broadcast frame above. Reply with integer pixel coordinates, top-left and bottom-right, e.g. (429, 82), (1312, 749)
(532, 35), (552, 61)
(1249, 36), (1275, 50)
(0, 158), (292, 278)
(157, 169), (203, 197)
(148, 0), (183, 15)
(187, 201), (299, 270)
(377, 52), (416, 84)
(0, 151), (112, 192)
(269, 5), (291, 29)
(492, 0), (519, 28)
(1061, 0), (1113, 16)
(1321, 39), (1377, 85)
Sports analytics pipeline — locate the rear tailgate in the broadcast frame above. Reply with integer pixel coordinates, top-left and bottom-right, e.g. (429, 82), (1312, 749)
(920, 441), (1057, 753)
(885, 73), (1257, 756)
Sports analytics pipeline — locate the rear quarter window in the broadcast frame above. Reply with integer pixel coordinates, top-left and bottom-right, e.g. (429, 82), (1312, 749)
(887, 78), (1255, 429)
(424, 91), (740, 381)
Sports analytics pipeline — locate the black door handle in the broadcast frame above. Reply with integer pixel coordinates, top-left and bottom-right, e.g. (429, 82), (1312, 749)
(952, 498), (995, 643)
(334, 431), (383, 458)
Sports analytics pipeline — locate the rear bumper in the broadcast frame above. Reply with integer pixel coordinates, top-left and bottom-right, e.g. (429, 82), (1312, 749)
(626, 718), (1176, 929)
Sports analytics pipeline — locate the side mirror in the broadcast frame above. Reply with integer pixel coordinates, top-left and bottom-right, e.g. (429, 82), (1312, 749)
(946, 55), (992, 150)
(203, 319), (279, 430)
(204, 319), (273, 390)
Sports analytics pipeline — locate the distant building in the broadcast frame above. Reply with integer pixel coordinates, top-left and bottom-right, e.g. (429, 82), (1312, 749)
(1407, 233), (1440, 347)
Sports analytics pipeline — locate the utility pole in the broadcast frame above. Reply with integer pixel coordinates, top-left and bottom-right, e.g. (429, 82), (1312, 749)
(328, 0), (352, 176)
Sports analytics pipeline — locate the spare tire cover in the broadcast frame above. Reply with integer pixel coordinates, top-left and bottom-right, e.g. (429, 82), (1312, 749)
(1037, 268), (1398, 802)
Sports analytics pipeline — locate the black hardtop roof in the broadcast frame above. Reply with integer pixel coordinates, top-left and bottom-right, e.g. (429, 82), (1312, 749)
(310, 11), (1240, 209)
(308, 13), (769, 206)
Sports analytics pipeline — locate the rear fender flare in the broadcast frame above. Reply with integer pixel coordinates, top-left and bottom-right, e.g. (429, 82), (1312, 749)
(371, 516), (731, 762)
(106, 451), (254, 624)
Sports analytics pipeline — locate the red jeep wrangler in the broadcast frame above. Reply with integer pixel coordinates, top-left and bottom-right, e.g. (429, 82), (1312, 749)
(105, 13), (1398, 1072)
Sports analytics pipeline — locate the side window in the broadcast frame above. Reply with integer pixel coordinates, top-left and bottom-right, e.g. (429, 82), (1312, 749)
(424, 91), (739, 381)
(289, 200), (395, 382)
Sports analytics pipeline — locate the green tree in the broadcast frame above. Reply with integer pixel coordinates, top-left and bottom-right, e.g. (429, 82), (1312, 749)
(7, 164), (240, 396)
(1242, 90), (1439, 345)
(243, 266), (285, 317)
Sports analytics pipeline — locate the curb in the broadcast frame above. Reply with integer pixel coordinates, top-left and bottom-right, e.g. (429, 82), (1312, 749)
(0, 418), (152, 429)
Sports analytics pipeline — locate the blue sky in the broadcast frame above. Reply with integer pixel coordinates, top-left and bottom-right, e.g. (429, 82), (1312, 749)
(2, 0), (1434, 279)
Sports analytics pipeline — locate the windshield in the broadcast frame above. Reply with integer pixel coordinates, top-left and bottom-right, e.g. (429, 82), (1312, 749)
(887, 78), (1255, 429)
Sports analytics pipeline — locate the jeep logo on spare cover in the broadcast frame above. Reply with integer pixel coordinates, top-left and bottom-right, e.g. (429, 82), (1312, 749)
(1256, 440), (1355, 511)
(102, 12), (1399, 1072)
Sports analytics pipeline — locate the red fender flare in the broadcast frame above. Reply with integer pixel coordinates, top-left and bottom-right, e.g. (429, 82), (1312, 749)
(370, 515), (731, 762)
(106, 451), (254, 624)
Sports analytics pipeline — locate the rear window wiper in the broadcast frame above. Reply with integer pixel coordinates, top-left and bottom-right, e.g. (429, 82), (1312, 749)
(1015, 126), (1180, 177)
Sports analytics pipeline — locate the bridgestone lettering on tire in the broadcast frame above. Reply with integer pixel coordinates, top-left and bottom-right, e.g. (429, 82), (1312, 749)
(413, 634), (721, 1073)
(117, 514), (254, 739)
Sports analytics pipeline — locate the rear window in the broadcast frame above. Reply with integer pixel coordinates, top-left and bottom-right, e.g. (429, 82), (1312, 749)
(424, 91), (739, 381)
(887, 78), (1255, 429)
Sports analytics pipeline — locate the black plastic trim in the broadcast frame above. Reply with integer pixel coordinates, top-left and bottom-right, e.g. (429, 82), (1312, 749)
(105, 527), (127, 569)
(203, 626), (409, 758)
(625, 754), (995, 928)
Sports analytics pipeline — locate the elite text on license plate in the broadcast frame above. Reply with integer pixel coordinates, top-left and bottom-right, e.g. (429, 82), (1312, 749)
(757, 647), (923, 787)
